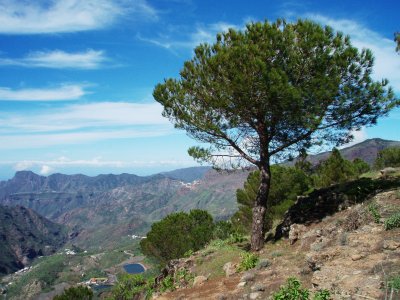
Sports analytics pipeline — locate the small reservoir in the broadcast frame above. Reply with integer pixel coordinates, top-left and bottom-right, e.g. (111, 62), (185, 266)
(123, 263), (145, 274)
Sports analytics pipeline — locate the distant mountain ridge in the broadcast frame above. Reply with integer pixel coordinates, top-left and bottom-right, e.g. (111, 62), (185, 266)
(0, 205), (68, 275)
(0, 138), (398, 251)
(0, 166), (245, 249)
(304, 138), (400, 165)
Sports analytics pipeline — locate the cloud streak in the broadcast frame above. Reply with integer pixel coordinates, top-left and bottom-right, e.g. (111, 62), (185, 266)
(0, 0), (158, 34)
(0, 102), (169, 132)
(138, 22), (238, 52)
(0, 49), (108, 69)
(0, 101), (173, 148)
(10, 156), (195, 170)
(0, 84), (88, 101)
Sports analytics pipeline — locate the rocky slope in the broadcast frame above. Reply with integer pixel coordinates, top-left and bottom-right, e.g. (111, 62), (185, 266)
(152, 175), (400, 299)
(0, 205), (68, 275)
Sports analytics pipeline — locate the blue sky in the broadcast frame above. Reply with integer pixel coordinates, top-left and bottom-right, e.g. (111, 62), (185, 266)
(0, 0), (398, 179)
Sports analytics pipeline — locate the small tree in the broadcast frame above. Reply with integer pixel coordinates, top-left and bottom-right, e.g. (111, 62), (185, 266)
(314, 148), (356, 187)
(395, 32), (400, 53)
(374, 147), (400, 169)
(153, 19), (398, 250)
(352, 157), (370, 175)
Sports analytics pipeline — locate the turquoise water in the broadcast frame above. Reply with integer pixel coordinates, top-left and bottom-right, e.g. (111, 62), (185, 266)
(123, 263), (145, 274)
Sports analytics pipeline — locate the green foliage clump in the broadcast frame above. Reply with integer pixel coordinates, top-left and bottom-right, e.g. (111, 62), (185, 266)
(212, 220), (235, 240)
(368, 203), (381, 223)
(352, 158), (370, 175)
(140, 210), (214, 263)
(109, 274), (150, 300)
(231, 166), (311, 234)
(313, 289), (331, 300)
(388, 275), (400, 291)
(237, 252), (259, 272)
(384, 212), (400, 230)
(273, 277), (309, 300)
(314, 148), (357, 188)
(374, 147), (400, 169)
(53, 285), (93, 300)
(159, 275), (175, 292)
(273, 277), (330, 300)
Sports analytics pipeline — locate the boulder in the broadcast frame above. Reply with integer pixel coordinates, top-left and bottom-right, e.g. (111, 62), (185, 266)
(223, 262), (236, 277)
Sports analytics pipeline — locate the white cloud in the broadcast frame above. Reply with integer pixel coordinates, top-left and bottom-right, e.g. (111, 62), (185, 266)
(340, 128), (368, 148)
(0, 84), (87, 101)
(0, 49), (108, 69)
(138, 22), (239, 51)
(0, 101), (174, 148)
(0, 102), (169, 132)
(0, 128), (172, 149)
(304, 15), (400, 93)
(39, 165), (53, 175)
(8, 157), (195, 171)
(0, 0), (157, 34)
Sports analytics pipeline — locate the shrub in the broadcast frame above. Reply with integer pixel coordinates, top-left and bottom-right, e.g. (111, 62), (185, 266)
(388, 275), (400, 291)
(53, 285), (93, 300)
(140, 210), (214, 263)
(368, 203), (381, 223)
(313, 289), (331, 300)
(110, 274), (147, 300)
(237, 252), (259, 271)
(273, 277), (330, 300)
(384, 212), (400, 230)
(213, 220), (235, 240)
(159, 275), (175, 292)
(273, 277), (309, 300)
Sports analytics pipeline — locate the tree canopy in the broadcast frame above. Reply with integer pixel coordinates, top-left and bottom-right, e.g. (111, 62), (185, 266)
(153, 19), (398, 251)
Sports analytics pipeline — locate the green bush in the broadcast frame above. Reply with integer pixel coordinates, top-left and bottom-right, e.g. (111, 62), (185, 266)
(159, 275), (175, 292)
(53, 285), (93, 300)
(273, 277), (330, 300)
(109, 274), (147, 300)
(213, 220), (235, 240)
(273, 277), (309, 300)
(368, 203), (381, 223)
(140, 210), (214, 263)
(388, 275), (400, 291)
(384, 212), (400, 230)
(237, 252), (259, 271)
(374, 147), (400, 169)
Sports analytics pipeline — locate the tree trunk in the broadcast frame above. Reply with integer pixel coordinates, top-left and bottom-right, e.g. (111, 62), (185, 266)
(250, 162), (271, 251)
